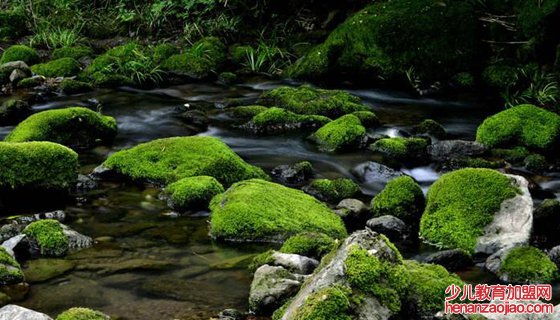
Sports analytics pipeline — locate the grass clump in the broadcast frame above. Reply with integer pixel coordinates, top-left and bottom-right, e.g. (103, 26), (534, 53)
(310, 114), (366, 152)
(209, 179), (347, 241)
(305, 178), (360, 204)
(371, 176), (425, 224)
(420, 168), (518, 253)
(0, 45), (39, 65)
(23, 219), (69, 257)
(280, 232), (336, 260)
(56, 307), (108, 320)
(31, 58), (81, 77)
(162, 37), (226, 78)
(52, 46), (93, 60)
(369, 137), (428, 161)
(165, 176), (224, 211)
(0, 247), (24, 285)
(499, 246), (558, 284)
(103, 136), (268, 186)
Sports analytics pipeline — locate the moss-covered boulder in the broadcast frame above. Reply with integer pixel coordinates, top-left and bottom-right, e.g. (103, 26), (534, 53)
(209, 179), (347, 241)
(0, 141), (78, 194)
(476, 104), (560, 151)
(369, 137), (428, 162)
(0, 45), (39, 65)
(351, 111), (380, 128)
(59, 79), (93, 94)
(412, 119), (446, 139)
(162, 37), (226, 79)
(227, 105), (268, 119)
(287, 0), (480, 83)
(23, 220), (69, 257)
(0, 247), (24, 286)
(242, 107), (330, 134)
(0, 61), (31, 84)
(419, 169), (521, 253)
(303, 178), (360, 204)
(257, 86), (368, 118)
(164, 176), (224, 211)
(56, 307), (109, 320)
(280, 232), (336, 260)
(310, 115), (366, 152)
(31, 58), (81, 77)
(52, 45), (94, 60)
(0, 99), (31, 126)
(498, 246), (557, 284)
(371, 176), (425, 225)
(5, 107), (117, 149)
(102, 136), (268, 186)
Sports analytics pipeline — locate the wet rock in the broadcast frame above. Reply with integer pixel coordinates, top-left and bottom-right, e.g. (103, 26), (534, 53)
(352, 161), (403, 186)
(547, 245), (560, 268)
(61, 224), (93, 252)
(177, 109), (209, 131)
(9, 69), (27, 84)
(422, 249), (473, 272)
(249, 265), (306, 315)
(0, 305), (52, 320)
(76, 174), (98, 192)
(427, 140), (487, 162)
(24, 258), (76, 283)
(270, 252), (319, 275)
(90, 164), (122, 181)
(366, 215), (409, 243)
(0, 61), (31, 83)
(271, 161), (313, 185)
(335, 199), (369, 227)
(412, 119), (446, 139)
(216, 309), (244, 320)
(0, 99), (31, 126)
(1, 234), (25, 257)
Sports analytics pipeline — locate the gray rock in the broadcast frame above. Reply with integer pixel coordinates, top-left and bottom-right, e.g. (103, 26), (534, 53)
(422, 249), (473, 272)
(271, 161), (313, 185)
(62, 224), (94, 252)
(217, 309), (244, 320)
(366, 215), (408, 243)
(1, 234), (26, 257)
(9, 69), (27, 84)
(0, 305), (52, 320)
(485, 247), (512, 282)
(0, 61), (31, 81)
(427, 140), (487, 161)
(249, 265), (306, 315)
(76, 174), (98, 192)
(271, 252), (319, 275)
(335, 199), (368, 218)
(352, 161), (403, 193)
(548, 245), (560, 268)
(177, 109), (209, 130)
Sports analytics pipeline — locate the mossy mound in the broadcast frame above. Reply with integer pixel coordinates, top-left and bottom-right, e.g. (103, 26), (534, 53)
(164, 176), (224, 211)
(0, 141), (78, 193)
(5, 107), (117, 149)
(304, 178), (361, 204)
(17, 76), (44, 88)
(56, 307), (108, 320)
(52, 46), (93, 60)
(209, 179), (347, 241)
(476, 104), (560, 150)
(0, 10), (27, 40)
(103, 136), (268, 186)
(499, 246), (557, 284)
(420, 168), (518, 253)
(162, 37), (226, 78)
(371, 176), (425, 224)
(310, 115), (366, 152)
(524, 154), (548, 173)
(287, 0), (480, 83)
(351, 111), (379, 128)
(228, 105), (268, 119)
(31, 58), (81, 77)
(490, 147), (531, 163)
(23, 219), (69, 257)
(280, 232), (337, 260)
(257, 86), (368, 118)
(59, 79), (93, 94)
(288, 285), (352, 320)
(0, 45), (39, 65)
(369, 137), (428, 162)
(246, 107), (331, 134)
(0, 247), (24, 285)
(412, 119), (446, 139)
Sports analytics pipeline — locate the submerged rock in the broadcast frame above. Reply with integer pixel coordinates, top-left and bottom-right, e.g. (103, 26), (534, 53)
(0, 305), (52, 320)
(352, 161), (404, 192)
(249, 265), (306, 315)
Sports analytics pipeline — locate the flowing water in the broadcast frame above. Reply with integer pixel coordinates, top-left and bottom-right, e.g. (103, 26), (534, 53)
(2, 79), (559, 319)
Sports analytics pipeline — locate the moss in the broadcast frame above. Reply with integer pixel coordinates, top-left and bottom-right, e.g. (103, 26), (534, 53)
(420, 168), (519, 253)
(476, 104), (560, 150)
(59, 79), (93, 94)
(17, 77), (44, 88)
(152, 43), (179, 63)
(280, 232), (336, 260)
(89, 72), (132, 88)
(52, 46), (93, 60)
(446, 157), (505, 170)
(103, 136), (268, 186)
(257, 86), (368, 118)
(351, 111), (379, 128)
(0, 141), (78, 192)
(524, 154), (548, 173)
(291, 285), (352, 320)
(210, 179), (347, 241)
(0, 10), (27, 40)
(369, 137), (428, 161)
(306, 178), (360, 203)
(248, 107), (331, 133)
(371, 176), (425, 224)
(23, 219), (69, 257)
(413, 119), (446, 139)
(491, 147), (531, 163)
(310, 115), (365, 152)
(162, 37), (226, 78)
(248, 249), (275, 272)
(228, 105), (268, 119)
(482, 65), (518, 89)
(165, 176), (224, 211)
(0, 247), (24, 285)
(230, 45), (253, 65)
(31, 58), (81, 77)
(499, 246), (557, 284)
(0, 45), (39, 65)
(56, 307), (108, 320)
(5, 107), (117, 149)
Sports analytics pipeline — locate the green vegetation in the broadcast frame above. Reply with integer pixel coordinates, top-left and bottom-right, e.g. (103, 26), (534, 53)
(371, 176), (425, 224)
(310, 115), (365, 152)
(152, 43), (179, 63)
(162, 37), (226, 78)
(103, 136), (268, 186)
(280, 232), (336, 259)
(0, 45), (39, 65)
(59, 79), (93, 94)
(0, 247), (24, 285)
(23, 219), (69, 257)
(290, 285), (352, 320)
(499, 246), (558, 284)
(31, 57), (81, 77)
(351, 111), (379, 128)
(165, 176), (224, 211)
(305, 178), (360, 203)
(209, 179), (347, 241)
(228, 105), (268, 119)
(524, 154), (548, 173)
(5, 107), (117, 149)
(476, 104), (560, 150)
(52, 45), (93, 60)
(420, 168), (518, 253)
(369, 137), (428, 162)
(17, 77), (43, 88)
(56, 307), (108, 320)
(491, 147), (531, 163)
(413, 119), (446, 139)
(0, 9), (26, 40)
(248, 107), (330, 133)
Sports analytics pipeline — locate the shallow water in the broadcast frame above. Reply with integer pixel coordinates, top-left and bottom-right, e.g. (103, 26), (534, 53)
(2, 79), (559, 318)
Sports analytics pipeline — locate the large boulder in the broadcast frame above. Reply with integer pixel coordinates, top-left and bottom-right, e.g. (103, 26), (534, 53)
(0, 305), (52, 320)
(99, 136), (268, 186)
(420, 169), (532, 255)
(209, 179), (347, 242)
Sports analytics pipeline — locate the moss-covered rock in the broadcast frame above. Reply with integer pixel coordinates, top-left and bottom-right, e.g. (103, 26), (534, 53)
(0, 99), (31, 126)
(152, 43), (179, 63)
(162, 37), (226, 78)
(0, 247), (24, 285)
(56, 307), (109, 320)
(482, 64), (518, 89)
(0, 45), (39, 65)
(244, 107), (331, 134)
(371, 176), (425, 225)
(490, 146), (531, 163)
(52, 46), (93, 60)
(420, 168), (518, 253)
(5, 107), (117, 149)
(476, 104), (560, 151)
(310, 115), (366, 152)
(0, 141), (78, 193)
(59, 79), (93, 94)
(303, 178), (360, 204)
(164, 175), (224, 211)
(23, 220), (69, 257)
(499, 246), (557, 284)
(524, 154), (548, 173)
(209, 179), (347, 242)
(227, 105), (268, 119)
(102, 136), (268, 186)
(351, 111), (379, 128)
(17, 76), (44, 88)
(412, 119), (446, 139)
(257, 86), (368, 118)
(289, 285), (352, 320)
(369, 137), (428, 162)
(31, 58), (81, 77)
(280, 232), (336, 260)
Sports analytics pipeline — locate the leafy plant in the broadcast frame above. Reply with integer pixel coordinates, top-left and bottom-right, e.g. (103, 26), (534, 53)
(501, 64), (559, 110)
(29, 24), (85, 49)
(241, 43), (293, 75)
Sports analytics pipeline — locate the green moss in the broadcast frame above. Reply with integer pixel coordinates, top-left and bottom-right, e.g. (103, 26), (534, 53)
(228, 105), (268, 119)
(31, 58), (81, 77)
(59, 79), (93, 94)
(0, 141), (78, 192)
(210, 179), (347, 241)
(369, 137), (428, 161)
(89, 72), (132, 88)
(17, 77), (43, 88)
(306, 178), (360, 203)
(500, 246), (558, 284)
(491, 147), (531, 163)
(52, 46), (93, 60)
(103, 136), (268, 186)
(162, 37), (226, 78)
(476, 104), (560, 150)
(152, 43), (179, 63)
(248, 249), (275, 272)
(0, 10), (27, 40)
(524, 154), (548, 173)
(258, 86), (368, 118)
(23, 219), (69, 257)
(413, 119), (446, 139)
(0, 247), (24, 285)
(420, 168), (519, 253)
(372, 176), (425, 224)
(249, 107), (331, 133)
(482, 65), (518, 89)
(165, 175), (224, 211)
(310, 115), (365, 152)
(291, 285), (352, 320)
(351, 111), (379, 128)
(0, 45), (39, 65)
(280, 232), (336, 260)
(5, 107), (117, 149)
(56, 307), (108, 320)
